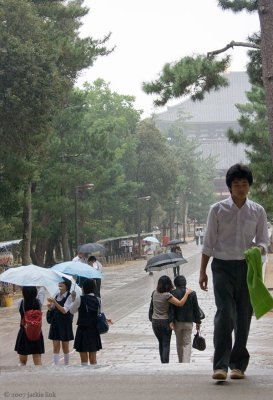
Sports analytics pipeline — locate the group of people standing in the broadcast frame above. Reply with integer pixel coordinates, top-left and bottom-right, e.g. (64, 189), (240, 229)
(13, 163), (271, 383)
(14, 254), (105, 367)
(150, 163), (270, 382)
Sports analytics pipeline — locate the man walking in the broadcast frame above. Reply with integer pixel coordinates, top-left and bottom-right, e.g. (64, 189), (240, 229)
(199, 164), (269, 381)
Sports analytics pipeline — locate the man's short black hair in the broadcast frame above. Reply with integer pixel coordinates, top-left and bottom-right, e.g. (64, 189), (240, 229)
(226, 163), (253, 189)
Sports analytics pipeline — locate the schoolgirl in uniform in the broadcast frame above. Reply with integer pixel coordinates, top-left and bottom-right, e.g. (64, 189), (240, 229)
(14, 286), (45, 366)
(47, 278), (74, 365)
(70, 279), (102, 365)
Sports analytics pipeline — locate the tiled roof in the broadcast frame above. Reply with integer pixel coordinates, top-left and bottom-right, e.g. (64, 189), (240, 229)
(199, 139), (248, 169)
(155, 71), (251, 123)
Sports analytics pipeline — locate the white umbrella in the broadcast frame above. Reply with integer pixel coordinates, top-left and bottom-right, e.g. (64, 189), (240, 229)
(51, 261), (102, 279)
(0, 264), (81, 296)
(143, 236), (160, 244)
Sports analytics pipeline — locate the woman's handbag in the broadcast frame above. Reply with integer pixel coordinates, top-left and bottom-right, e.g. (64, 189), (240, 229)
(46, 309), (53, 324)
(97, 297), (109, 334)
(97, 312), (109, 334)
(192, 330), (206, 351)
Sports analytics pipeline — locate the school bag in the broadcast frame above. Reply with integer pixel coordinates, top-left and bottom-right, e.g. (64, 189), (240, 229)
(22, 301), (42, 341)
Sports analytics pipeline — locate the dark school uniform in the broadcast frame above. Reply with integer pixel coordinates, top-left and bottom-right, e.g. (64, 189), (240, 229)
(48, 292), (74, 341)
(74, 294), (102, 353)
(14, 300), (44, 355)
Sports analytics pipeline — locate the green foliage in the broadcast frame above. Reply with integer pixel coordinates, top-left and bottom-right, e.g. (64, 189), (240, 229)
(142, 55), (230, 106)
(218, 0), (258, 12)
(227, 85), (273, 216)
(31, 82), (142, 246)
(246, 33), (262, 87)
(160, 124), (217, 223)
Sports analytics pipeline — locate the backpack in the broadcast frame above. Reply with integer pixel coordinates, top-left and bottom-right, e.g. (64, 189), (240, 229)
(22, 301), (42, 342)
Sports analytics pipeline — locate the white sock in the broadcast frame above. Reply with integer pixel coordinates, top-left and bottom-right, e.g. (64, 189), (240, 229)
(53, 353), (60, 365)
(64, 353), (69, 365)
(81, 362), (88, 366)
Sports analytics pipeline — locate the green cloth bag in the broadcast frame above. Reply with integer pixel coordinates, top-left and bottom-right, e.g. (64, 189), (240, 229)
(245, 247), (273, 319)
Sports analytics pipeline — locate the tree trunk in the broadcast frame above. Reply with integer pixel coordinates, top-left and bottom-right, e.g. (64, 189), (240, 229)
(34, 238), (48, 266)
(258, 0), (273, 167)
(45, 239), (56, 266)
(61, 215), (71, 261)
(22, 183), (32, 265)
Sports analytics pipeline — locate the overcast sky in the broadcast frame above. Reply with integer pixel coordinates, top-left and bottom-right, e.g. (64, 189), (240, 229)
(77, 0), (260, 117)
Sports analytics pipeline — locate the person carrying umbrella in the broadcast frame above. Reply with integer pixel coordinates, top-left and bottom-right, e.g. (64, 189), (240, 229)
(170, 245), (183, 277)
(149, 275), (192, 363)
(47, 277), (74, 366)
(87, 256), (102, 297)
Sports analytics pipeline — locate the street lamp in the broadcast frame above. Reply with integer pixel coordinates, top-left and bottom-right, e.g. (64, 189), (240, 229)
(175, 199), (180, 239)
(74, 183), (94, 251)
(137, 196), (151, 258)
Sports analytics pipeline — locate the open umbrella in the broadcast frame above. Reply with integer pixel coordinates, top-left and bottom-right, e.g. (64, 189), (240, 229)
(0, 264), (81, 296)
(51, 261), (102, 279)
(78, 243), (106, 254)
(167, 239), (184, 246)
(143, 236), (160, 244)
(145, 252), (187, 272)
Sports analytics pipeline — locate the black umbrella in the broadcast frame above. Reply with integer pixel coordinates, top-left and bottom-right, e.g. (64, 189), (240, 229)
(167, 239), (184, 246)
(78, 243), (106, 254)
(144, 252), (187, 272)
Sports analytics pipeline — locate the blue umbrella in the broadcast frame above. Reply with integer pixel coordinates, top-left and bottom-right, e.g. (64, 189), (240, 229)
(51, 261), (102, 279)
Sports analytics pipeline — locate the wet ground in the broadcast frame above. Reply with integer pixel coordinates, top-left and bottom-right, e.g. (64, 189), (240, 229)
(1, 242), (273, 399)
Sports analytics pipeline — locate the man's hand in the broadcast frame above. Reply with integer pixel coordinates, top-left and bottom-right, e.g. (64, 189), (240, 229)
(199, 271), (208, 291)
(257, 245), (266, 255)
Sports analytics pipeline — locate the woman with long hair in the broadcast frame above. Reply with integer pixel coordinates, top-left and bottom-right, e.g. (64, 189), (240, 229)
(14, 286), (45, 366)
(47, 278), (74, 365)
(149, 275), (191, 363)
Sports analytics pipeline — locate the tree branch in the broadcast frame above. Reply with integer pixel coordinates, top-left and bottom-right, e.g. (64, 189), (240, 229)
(207, 40), (260, 58)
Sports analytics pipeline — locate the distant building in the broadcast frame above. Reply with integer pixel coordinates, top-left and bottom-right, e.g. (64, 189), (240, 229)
(154, 71), (251, 198)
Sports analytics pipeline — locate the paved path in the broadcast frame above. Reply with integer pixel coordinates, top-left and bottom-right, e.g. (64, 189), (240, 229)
(1, 242), (273, 400)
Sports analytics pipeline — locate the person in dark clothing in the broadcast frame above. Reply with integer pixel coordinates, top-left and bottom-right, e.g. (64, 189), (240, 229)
(47, 278), (74, 365)
(70, 279), (102, 365)
(169, 275), (202, 363)
(170, 245), (182, 278)
(15, 286), (45, 366)
(87, 255), (102, 297)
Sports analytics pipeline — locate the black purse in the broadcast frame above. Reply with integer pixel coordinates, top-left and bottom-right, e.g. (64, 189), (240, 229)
(97, 298), (109, 334)
(46, 309), (53, 324)
(192, 330), (206, 351)
(97, 311), (109, 334)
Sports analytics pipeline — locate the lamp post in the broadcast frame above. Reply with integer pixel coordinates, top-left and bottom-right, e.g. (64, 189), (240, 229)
(74, 183), (94, 251)
(137, 196), (151, 258)
(175, 199), (180, 239)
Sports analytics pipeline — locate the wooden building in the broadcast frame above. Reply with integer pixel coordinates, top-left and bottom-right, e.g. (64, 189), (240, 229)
(154, 71), (251, 198)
